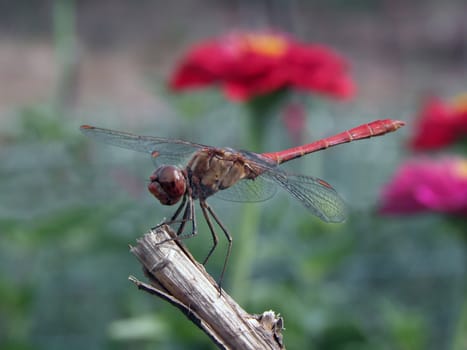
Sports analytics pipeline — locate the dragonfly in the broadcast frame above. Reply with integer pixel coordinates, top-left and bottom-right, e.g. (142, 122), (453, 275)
(81, 119), (404, 289)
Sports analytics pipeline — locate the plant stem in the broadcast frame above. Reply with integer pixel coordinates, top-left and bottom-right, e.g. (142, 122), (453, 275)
(230, 91), (287, 302)
(230, 204), (261, 303)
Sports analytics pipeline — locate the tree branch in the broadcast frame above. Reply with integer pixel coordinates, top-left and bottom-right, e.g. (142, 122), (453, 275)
(129, 225), (285, 350)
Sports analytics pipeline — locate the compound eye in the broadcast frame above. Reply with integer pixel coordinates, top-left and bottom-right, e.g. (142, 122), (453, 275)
(147, 166), (186, 205)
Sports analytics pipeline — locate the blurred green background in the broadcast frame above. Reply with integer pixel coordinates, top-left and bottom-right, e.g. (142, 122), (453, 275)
(1, 1), (466, 349)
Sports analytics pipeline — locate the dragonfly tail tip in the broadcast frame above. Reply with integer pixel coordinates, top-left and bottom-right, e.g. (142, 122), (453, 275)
(394, 120), (406, 128)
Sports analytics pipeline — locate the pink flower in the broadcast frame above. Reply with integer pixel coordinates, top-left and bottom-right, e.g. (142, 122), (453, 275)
(169, 31), (355, 102)
(410, 94), (467, 150)
(379, 157), (467, 216)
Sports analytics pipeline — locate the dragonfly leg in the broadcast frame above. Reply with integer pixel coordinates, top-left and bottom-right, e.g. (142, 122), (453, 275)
(155, 193), (196, 237)
(170, 194), (188, 222)
(199, 200), (219, 266)
(200, 200), (232, 294)
(152, 194), (187, 230)
(175, 194), (196, 237)
(174, 196), (191, 236)
(155, 195), (199, 246)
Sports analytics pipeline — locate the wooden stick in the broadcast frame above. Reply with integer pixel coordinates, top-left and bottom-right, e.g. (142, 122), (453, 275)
(129, 225), (285, 350)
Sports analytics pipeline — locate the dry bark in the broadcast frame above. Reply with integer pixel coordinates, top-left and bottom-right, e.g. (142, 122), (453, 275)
(129, 225), (285, 350)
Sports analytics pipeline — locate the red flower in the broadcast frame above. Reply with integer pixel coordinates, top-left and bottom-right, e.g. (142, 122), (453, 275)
(379, 157), (467, 216)
(410, 94), (467, 150)
(169, 31), (355, 102)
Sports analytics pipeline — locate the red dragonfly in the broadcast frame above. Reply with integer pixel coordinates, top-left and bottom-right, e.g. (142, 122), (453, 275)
(81, 119), (404, 287)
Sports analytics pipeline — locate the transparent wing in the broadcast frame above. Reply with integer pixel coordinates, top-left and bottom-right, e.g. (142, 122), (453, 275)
(80, 125), (207, 166)
(264, 170), (347, 222)
(229, 150), (347, 222)
(215, 175), (277, 202)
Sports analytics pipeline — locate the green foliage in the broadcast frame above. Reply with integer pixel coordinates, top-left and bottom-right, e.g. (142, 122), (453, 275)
(2, 92), (466, 349)
(1, 14), (466, 347)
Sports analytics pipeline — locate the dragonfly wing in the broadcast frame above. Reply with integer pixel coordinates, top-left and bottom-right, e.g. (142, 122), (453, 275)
(265, 170), (347, 223)
(216, 150), (346, 221)
(215, 175), (278, 202)
(80, 125), (206, 166)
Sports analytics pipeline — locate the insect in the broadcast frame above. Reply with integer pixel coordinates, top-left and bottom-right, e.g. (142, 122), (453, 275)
(81, 119), (404, 288)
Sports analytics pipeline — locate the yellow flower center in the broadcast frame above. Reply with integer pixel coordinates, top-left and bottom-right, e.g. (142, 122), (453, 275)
(454, 159), (467, 179)
(240, 34), (288, 57)
(450, 93), (467, 114)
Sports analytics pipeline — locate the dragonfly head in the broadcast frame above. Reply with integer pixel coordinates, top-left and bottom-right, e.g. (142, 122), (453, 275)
(148, 166), (186, 205)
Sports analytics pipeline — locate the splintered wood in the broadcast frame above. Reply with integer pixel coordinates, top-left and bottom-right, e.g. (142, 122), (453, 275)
(129, 225), (285, 350)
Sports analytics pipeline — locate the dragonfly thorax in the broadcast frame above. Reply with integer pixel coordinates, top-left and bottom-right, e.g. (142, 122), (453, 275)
(187, 148), (258, 200)
(148, 165), (187, 205)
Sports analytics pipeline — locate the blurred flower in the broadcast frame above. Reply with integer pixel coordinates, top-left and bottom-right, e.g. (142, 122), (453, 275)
(282, 102), (307, 143)
(169, 31), (355, 102)
(379, 157), (467, 216)
(410, 94), (467, 150)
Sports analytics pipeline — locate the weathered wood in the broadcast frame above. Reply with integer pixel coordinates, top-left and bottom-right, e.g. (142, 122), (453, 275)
(129, 225), (285, 350)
